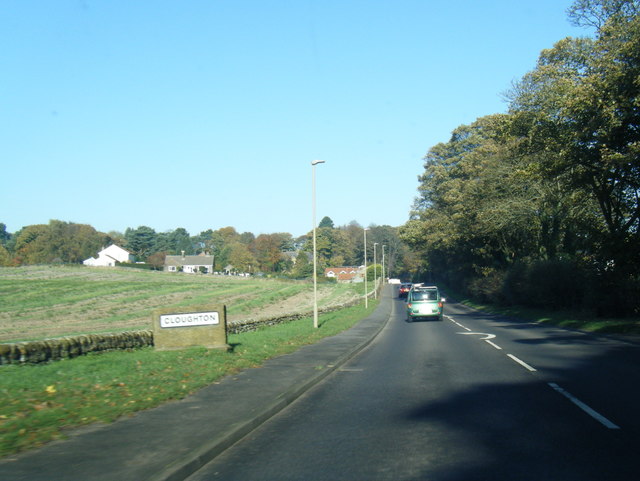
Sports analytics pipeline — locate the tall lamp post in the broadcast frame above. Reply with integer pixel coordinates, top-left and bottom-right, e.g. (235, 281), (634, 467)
(363, 228), (369, 308)
(374, 242), (378, 299)
(382, 245), (386, 287)
(311, 159), (325, 329)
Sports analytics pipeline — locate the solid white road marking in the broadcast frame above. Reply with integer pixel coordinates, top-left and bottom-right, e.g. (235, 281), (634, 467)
(548, 383), (620, 429)
(447, 317), (471, 331)
(458, 332), (496, 340)
(507, 354), (537, 372)
(447, 315), (619, 429)
(455, 331), (502, 349)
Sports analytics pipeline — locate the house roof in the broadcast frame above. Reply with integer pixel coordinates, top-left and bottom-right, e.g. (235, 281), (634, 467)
(165, 255), (214, 267)
(325, 266), (360, 274)
(324, 266), (362, 281)
(103, 244), (132, 254)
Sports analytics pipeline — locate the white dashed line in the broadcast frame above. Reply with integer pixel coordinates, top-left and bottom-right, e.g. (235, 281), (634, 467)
(447, 317), (471, 331)
(507, 354), (537, 372)
(548, 383), (620, 429)
(447, 314), (620, 429)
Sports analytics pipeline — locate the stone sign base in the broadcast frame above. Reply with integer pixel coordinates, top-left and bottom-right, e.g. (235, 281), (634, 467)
(153, 304), (230, 351)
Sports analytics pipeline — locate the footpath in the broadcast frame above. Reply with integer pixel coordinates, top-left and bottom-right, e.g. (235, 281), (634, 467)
(0, 287), (393, 481)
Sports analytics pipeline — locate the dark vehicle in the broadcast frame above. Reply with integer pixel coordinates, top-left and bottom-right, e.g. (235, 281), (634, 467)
(407, 285), (445, 321)
(398, 283), (412, 299)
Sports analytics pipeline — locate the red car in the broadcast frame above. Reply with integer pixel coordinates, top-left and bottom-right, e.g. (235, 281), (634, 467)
(398, 283), (412, 299)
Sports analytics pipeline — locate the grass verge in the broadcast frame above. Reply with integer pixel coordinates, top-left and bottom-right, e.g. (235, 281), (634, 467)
(0, 298), (379, 458)
(445, 289), (640, 337)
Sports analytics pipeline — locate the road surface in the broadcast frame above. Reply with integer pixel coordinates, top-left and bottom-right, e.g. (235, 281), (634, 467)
(186, 288), (640, 480)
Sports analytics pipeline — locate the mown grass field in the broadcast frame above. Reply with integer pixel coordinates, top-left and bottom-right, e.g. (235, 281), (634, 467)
(0, 265), (363, 343)
(0, 265), (377, 458)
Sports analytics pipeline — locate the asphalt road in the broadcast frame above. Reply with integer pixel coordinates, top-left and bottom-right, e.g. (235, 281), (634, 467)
(185, 291), (640, 481)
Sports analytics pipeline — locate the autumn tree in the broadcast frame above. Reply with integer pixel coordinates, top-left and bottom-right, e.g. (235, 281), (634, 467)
(0, 244), (12, 266)
(402, 0), (640, 312)
(254, 233), (293, 273)
(12, 221), (109, 265)
(227, 242), (257, 273)
(509, 2), (640, 281)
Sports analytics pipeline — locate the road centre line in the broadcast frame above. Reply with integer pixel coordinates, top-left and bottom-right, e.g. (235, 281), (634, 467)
(449, 316), (535, 369)
(548, 383), (620, 429)
(447, 317), (471, 331)
(447, 315), (619, 429)
(507, 354), (537, 372)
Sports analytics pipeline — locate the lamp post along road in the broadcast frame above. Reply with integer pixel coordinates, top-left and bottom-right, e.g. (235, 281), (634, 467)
(382, 245), (386, 286)
(374, 242), (378, 299)
(311, 159), (325, 329)
(363, 228), (368, 308)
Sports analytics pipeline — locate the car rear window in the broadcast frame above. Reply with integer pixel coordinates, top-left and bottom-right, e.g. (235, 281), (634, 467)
(412, 290), (438, 300)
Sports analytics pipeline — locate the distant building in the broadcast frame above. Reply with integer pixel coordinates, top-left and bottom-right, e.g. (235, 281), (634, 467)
(83, 245), (134, 267)
(324, 266), (363, 283)
(165, 252), (214, 274)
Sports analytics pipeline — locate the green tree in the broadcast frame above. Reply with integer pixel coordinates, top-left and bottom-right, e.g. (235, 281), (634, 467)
(290, 251), (313, 278)
(163, 228), (193, 255)
(124, 226), (157, 260)
(509, 9), (640, 274)
(0, 244), (12, 266)
(0, 223), (10, 246)
(318, 216), (335, 229)
(568, 0), (639, 29)
(401, 113), (596, 293)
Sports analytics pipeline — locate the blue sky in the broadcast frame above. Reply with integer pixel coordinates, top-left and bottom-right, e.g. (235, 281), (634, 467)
(1, 0), (587, 238)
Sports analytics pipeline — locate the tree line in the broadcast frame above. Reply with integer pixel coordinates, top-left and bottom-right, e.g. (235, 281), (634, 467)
(0, 218), (416, 280)
(400, 0), (640, 316)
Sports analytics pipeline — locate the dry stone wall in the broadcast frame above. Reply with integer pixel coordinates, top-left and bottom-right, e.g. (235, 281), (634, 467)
(1, 294), (370, 365)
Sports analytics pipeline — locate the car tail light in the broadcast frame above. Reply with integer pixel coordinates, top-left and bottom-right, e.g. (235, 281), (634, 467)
(407, 303), (412, 309)
(438, 302), (443, 308)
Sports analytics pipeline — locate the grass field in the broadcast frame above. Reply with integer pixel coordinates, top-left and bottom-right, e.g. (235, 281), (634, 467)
(0, 301), (379, 457)
(0, 265), (364, 343)
(0, 265), (377, 457)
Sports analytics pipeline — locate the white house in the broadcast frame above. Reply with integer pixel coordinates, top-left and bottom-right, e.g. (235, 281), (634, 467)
(324, 266), (362, 282)
(83, 245), (134, 267)
(164, 252), (214, 274)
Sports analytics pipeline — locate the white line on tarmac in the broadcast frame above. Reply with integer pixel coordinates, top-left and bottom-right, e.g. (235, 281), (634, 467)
(507, 354), (537, 372)
(548, 383), (620, 429)
(447, 317), (471, 331)
(446, 315), (619, 429)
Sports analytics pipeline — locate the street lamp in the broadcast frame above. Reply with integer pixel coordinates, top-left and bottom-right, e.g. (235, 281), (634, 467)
(363, 228), (369, 308)
(311, 159), (325, 329)
(382, 245), (386, 287)
(374, 242), (378, 299)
